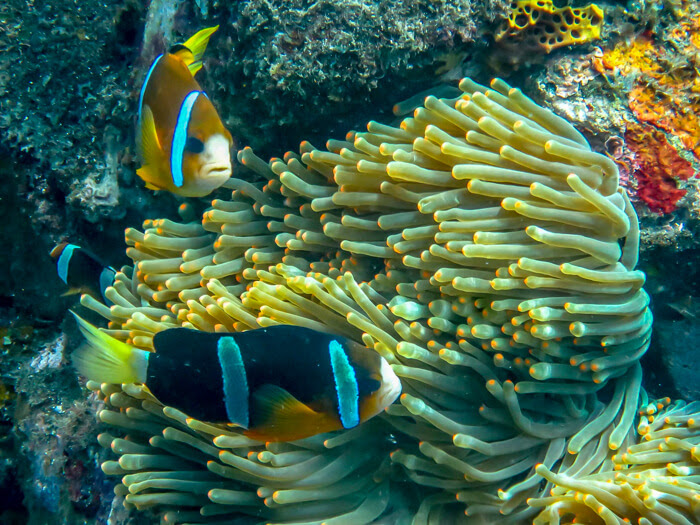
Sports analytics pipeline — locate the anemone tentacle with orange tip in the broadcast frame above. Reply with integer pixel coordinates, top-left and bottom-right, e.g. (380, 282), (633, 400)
(76, 76), (697, 524)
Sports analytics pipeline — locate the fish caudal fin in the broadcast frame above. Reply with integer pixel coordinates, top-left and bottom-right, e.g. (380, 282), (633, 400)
(172, 25), (219, 76)
(71, 312), (148, 384)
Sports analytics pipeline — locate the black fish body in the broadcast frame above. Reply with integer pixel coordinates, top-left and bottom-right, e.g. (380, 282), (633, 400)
(72, 315), (401, 442)
(51, 243), (116, 303)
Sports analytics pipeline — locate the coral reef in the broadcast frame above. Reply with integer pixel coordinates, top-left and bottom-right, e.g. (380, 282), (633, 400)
(69, 76), (695, 524)
(0, 0), (183, 327)
(0, 0), (141, 223)
(0, 0), (505, 327)
(204, 0), (509, 154)
(595, 22), (700, 159)
(496, 0), (604, 54)
(624, 124), (695, 214)
(535, 49), (633, 138)
(4, 330), (116, 524)
(592, 5), (700, 215)
(523, 3), (700, 295)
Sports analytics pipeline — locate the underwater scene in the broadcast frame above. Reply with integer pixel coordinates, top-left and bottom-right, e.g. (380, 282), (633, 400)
(0, 0), (699, 523)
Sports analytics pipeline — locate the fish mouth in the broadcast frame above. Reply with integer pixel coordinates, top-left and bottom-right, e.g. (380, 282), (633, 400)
(201, 163), (232, 181)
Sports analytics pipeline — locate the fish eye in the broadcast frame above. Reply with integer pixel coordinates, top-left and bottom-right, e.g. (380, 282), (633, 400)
(184, 136), (205, 154)
(365, 377), (381, 393)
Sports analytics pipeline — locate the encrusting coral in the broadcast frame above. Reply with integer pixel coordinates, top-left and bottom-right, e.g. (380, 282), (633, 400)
(77, 77), (700, 524)
(496, 0), (604, 54)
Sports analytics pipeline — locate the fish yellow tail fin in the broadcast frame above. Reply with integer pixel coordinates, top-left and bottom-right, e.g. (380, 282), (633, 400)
(71, 312), (149, 384)
(172, 25), (219, 76)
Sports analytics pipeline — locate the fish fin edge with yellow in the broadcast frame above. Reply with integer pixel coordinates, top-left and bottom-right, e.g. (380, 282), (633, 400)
(70, 312), (149, 385)
(169, 25), (219, 77)
(60, 287), (84, 297)
(136, 104), (165, 191)
(245, 384), (342, 442)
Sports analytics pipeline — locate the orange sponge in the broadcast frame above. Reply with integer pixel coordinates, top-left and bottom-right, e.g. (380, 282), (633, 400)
(496, 0), (604, 53)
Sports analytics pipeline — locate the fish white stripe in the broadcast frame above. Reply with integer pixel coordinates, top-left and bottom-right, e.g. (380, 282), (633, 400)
(57, 244), (79, 284)
(329, 340), (360, 429)
(99, 267), (117, 303)
(137, 54), (163, 119)
(171, 90), (201, 188)
(218, 336), (250, 428)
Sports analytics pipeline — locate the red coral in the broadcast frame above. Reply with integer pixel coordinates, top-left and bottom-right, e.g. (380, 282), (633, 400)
(625, 125), (697, 214)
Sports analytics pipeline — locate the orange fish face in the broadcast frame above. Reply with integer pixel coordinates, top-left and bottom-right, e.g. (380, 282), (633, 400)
(174, 94), (233, 197)
(136, 27), (233, 198)
(358, 352), (402, 423)
(344, 343), (402, 424)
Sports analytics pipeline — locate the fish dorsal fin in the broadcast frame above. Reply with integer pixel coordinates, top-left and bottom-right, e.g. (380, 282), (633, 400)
(217, 336), (249, 429)
(170, 25), (218, 76)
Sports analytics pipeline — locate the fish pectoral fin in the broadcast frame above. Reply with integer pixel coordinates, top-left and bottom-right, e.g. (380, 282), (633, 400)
(247, 384), (339, 441)
(136, 165), (164, 192)
(143, 180), (161, 191)
(171, 25), (219, 76)
(60, 287), (82, 297)
(252, 384), (318, 422)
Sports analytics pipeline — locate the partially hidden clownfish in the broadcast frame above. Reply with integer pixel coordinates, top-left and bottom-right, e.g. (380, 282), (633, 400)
(51, 243), (116, 304)
(137, 26), (233, 197)
(71, 314), (401, 442)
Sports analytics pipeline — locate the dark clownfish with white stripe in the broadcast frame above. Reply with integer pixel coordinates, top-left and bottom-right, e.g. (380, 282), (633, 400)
(72, 314), (401, 442)
(137, 26), (233, 197)
(51, 243), (116, 304)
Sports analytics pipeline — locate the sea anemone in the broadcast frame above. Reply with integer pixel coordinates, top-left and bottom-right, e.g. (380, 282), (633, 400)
(76, 77), (690, 523)
(530, 399), (700, 524)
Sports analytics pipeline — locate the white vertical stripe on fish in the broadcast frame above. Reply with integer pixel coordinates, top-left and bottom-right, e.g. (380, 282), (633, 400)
(137, 54), (163, 119)
(57, 244), (79, 284)
(170, 90), (201, 187)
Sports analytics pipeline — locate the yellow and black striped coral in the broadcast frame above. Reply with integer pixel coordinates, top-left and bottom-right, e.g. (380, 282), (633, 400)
(77, 76), (678, 524)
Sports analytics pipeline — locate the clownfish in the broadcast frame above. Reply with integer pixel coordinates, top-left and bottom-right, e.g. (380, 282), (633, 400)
(137, 26), (233, 197)
(51, 243), (116, 303)
(71, 314), (401, 442)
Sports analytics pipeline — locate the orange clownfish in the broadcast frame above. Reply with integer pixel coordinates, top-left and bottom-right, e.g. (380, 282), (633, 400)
(137, 26), (233, 197)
